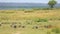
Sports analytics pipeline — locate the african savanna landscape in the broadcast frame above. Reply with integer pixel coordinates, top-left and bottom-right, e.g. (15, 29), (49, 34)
(0, 0), (60, 34)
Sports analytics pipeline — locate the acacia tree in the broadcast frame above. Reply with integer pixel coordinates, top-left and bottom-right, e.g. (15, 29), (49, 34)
(48, 0), (57, 8)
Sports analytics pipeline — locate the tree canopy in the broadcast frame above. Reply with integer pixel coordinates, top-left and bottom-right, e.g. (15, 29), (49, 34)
(48, 0), (57, 8)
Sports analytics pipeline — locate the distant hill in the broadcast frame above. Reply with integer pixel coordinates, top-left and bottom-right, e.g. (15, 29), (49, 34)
(0, 3), (60, 9)
(0, 3), (48, 6)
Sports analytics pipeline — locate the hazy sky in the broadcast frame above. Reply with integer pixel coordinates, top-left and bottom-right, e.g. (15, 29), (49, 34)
(0, 0), (60, 3)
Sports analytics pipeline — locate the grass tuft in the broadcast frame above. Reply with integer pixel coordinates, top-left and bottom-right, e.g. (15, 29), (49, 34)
(34, 18), (48, 22)
(52, 28), (60, 33)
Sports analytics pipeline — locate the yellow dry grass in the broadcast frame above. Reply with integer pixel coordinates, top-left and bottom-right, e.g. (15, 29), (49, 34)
(0, 9), (60, 34)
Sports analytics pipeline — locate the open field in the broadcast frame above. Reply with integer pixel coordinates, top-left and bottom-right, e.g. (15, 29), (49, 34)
(0, 9), (60, 34)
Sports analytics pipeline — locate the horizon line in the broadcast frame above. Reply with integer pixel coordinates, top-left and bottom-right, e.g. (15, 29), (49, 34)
(0, 2), (60, 4)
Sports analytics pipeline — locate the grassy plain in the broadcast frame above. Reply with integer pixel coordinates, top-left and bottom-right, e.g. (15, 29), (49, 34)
(0, 9), (60, 34)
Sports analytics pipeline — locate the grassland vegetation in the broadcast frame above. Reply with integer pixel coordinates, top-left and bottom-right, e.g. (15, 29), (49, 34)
(0, 9), (60, 34)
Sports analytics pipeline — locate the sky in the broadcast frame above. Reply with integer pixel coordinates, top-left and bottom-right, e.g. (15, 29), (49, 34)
(0, 0), (60, 3)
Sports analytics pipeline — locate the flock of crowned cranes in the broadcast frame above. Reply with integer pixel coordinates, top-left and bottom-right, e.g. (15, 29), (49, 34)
(0, 22), (53, 29)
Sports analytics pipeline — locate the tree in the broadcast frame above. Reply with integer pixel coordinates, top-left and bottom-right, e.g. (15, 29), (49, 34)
(48, 0), (57, 8)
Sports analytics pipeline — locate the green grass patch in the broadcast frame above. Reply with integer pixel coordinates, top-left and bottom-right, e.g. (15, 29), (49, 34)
(52, 28), (60, 34)
(33, 18), (48, 22)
